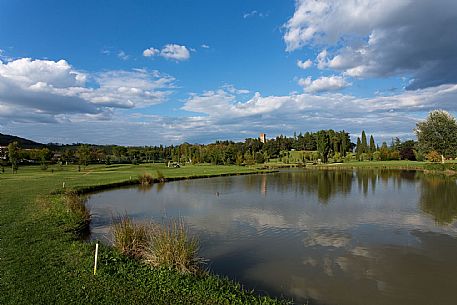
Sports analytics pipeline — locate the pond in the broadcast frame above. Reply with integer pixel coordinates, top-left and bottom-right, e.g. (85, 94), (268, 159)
(88, 169), (457, 305)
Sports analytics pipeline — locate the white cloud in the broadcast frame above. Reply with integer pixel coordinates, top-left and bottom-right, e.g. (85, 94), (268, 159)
(143, 47), (159, 57)
(160, 44), (190, 61)
(143, 44), (190, 61)
(3, 59), (457, 146)
(201, 44), (210, 49)
(243, 10), (268, 19)
(284, 0), (457, 89)
(297, 59), (313, 70)
(298, 76), (351, 93)
(117, 51), (129, 61)
(0, 58), (175, 123)
(177, 83), (457, 144)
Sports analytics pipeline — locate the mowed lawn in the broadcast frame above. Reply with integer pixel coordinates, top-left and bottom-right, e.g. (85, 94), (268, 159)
(0, 164), (285, 305)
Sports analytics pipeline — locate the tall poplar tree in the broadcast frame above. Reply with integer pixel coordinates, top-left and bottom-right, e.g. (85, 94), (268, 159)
(361, 130), (368, 153)
(356, 137), (361, 160)
(8, 141), (19, 173)
(369, 135), (376, 153)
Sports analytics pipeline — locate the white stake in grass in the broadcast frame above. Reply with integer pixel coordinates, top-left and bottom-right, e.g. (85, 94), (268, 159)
(94, 242), (99, 275)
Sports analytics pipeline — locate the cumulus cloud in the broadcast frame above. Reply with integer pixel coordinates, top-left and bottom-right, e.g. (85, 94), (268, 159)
(298, 75), (351, 93)
(201, 44), (210, 49)
(297, 59), (312, 70)
(143, 47), (159, 57)
(179, 83), (457, 144)
(284, 0), (457, 89)
(142, 44), (190, 61)
(160, 44), (190, 61)
(0, 58), (175, 123)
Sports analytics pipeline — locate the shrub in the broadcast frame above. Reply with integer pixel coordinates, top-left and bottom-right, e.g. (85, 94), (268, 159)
(143, 218), (203, 275)
(138, 173), (154, 185)
(414, 150), (425, 161)
(389, 150), (401, 160)
(426, 150), (441, 163)
(112, 214), (148, 259)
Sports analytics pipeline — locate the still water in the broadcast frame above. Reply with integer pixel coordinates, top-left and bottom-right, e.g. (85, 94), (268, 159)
(88, 169), (457, 305)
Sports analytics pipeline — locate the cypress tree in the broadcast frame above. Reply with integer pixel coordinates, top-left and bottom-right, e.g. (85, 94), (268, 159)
(361, 130), (368, 153)
(356, 137), (361, 160)
(369, 135), (376, 153)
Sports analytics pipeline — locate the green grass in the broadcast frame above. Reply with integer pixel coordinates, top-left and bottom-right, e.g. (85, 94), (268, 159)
(313, 160), (457, 172)
(0, 163), (286, 304)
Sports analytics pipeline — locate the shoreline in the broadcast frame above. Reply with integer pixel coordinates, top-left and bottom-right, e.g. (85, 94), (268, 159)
(0, 164), (288, 305)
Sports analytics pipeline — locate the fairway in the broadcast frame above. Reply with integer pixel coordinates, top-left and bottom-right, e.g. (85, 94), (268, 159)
(0, 164), (285, 305)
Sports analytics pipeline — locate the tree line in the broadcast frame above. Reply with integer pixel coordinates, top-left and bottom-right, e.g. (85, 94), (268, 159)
(1, 110), (456, 173)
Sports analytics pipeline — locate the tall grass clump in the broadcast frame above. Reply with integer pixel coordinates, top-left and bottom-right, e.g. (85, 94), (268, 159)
(138, 173), (154, 185)
(112, 213), (148, 259)
(63, 190), (91, 234)
(156, 170), (166, 182)
(143, 218), (203, 274)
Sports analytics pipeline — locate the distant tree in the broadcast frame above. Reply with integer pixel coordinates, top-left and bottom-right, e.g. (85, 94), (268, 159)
(255, 152), (265, 164)
(355, 137), (361, 160)
(8, 141), (19, 173)
(361, 131), (368, 153)
(316, 131), (331, 163)
(415, 110), (457, 159)
(38, 148), (52, 170)
(399, 140), (416, 161)
(243, 152), (255, 166)
(369, 135), (376, 153)
(379, 142), (389, 161)
(76, 145), (91, 167)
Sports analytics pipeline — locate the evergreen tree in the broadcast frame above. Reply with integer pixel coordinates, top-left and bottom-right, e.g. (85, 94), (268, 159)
(356, 137), (361, 160)
(369, 135), (376, 153)
(316, 131), (331, 163)
(361, 130), (368, 153)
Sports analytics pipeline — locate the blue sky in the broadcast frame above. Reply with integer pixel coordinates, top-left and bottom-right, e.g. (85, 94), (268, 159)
(1, 0), (457, 145)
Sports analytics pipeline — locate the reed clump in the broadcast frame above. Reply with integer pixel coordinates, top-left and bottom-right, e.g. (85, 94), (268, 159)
(112, 214), (203, 274)
(138, 173), (154, 185)
(143, 218), (203, 274)
(112, 213), (148, 259)
(63, 190), (91, 233)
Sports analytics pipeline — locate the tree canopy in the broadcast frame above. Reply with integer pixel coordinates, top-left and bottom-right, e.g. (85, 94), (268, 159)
(415, 110), (457, 158)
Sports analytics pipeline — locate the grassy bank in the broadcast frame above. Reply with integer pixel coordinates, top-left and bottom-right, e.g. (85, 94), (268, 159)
(0, 164), (285, 304)
(307, 160), (457, 174)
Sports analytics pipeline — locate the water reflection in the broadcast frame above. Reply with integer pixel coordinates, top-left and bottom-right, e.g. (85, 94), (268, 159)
(88, 169), (457, 305)
(420, 176), (457, 224)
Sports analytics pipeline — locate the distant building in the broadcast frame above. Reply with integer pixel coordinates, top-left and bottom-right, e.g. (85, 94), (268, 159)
(259, 133), (266, 143)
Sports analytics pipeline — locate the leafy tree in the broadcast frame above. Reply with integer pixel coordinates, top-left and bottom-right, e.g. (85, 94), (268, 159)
(255, 152), (265, 164)
(399, 140), (416, 160)
(415, 110), (457, 159)
(379, 142), (389, 161)
(76, 145), (91, 167)
(8, 141), (19, 173)
(316, 131), (331, 163)
(38, 148), (52, 170)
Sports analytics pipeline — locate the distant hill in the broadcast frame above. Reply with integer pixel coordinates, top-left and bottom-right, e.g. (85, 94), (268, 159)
(0, 133), (45, 149)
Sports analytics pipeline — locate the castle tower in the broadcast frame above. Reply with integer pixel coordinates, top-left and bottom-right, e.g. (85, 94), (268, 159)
(259, 133), (266, 143)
